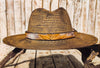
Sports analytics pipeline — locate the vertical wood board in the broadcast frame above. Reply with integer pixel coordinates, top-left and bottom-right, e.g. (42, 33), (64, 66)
(81, 0), (89, 33)
(43, 0), (51, 10)
(25, 0), (32, 31)
(32, 0), (42, 9)
(6, 0), (15, 36)
(66, 0), (75, 27)
(14, 0), (22, 34)
(59, 0), (66, 9)
(87, 0), (96, 35)
(21, 0), (26, 33)
(0, 0), (7, 44)
(73, 0), (82, 32)
(51, 0), (58, 11)
(95, 0), (100, 43)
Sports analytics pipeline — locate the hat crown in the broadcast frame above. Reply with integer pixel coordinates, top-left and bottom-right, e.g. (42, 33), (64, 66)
(28, 7), (73, 34)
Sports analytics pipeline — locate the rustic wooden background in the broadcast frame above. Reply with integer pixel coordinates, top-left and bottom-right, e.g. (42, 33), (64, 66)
(0, 0), (100, 68)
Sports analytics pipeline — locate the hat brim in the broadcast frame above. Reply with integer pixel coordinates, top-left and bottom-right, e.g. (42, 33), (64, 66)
(3, 32), (97, 50)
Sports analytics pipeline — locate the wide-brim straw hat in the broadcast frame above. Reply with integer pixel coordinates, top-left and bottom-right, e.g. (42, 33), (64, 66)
(3, 8), (98, 50)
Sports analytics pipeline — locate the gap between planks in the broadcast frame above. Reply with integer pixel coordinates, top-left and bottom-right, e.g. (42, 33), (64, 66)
(2, 49), (82, 68)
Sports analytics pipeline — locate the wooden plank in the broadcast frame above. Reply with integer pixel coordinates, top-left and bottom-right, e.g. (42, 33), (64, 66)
(64, 49), (83, 64)
(87, 0), (96, 35)
(51, 50), (67, 55)
(95, 0), (100, 43)
(66, 0), (75, 27)
(26, 0), (42, 31)
(51, 50), (68, 68)
(58, 0), (66, 9)
(0, 44), (14, 62)
(6, 0), (15, 36)
(43, 0), (51, 10)
(51, 50), (83, 68)
(36, 50), (55, 68)
(15, 50), (36, 68)
(36, 50), (51, 58)
(0, 0), (7, 44)
(51, 50), (74, 68)
(67, 54), (83, 68)
(51, 0), (58, 11)
(0, 1), (15, 68)
(21, 0), (26, 33)
(5, 56), (20, 68)
(25, 0), (32, 31)
(81, 0), (89, 33)
(14, 0), (22, 34)
(0, 44), (14, 68)
(73, 0), (82, 32)
(31, 0), (34, 11)
(32, 0), (42, 10)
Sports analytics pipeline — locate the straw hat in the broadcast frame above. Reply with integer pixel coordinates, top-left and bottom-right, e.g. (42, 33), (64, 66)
(3, 8), (98, 50)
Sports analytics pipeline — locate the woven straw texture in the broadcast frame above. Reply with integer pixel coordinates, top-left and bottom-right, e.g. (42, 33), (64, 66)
(28, 8), (73, 33)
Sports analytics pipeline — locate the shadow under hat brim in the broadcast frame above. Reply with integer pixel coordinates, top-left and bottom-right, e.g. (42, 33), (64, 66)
(3, 32), (98, 50)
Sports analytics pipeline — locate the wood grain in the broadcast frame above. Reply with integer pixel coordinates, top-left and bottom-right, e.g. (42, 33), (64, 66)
(6, 0), (15, 36)
(81, 0), (89, 33)
(25, 0), (32, 31)
(95, 0), (100, 43)
(15, 50), (36, 68)
(14, 0), (22, 34)
(87, 0), (96, 35)
(43, 0), (50, 10)
(51, 50), (83, 68)
(59, 0), (66, 9)
(0, 0), (14, 67)
(21, 0), (26, 33)
(0, 0), (7, 44)
(32, 0), (42, 10)
(64, 49), (83, 64)
(51, 0), (58, 11)
(66, 0), (75, 27)
(73, 0), (82, 32)
(36, 50), (55, 68)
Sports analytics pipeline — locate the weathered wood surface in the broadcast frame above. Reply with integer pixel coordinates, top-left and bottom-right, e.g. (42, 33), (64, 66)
(87, 0), (96, 35)
(14, 0), (22, 34)
(66, 0), (74, 27)
(0, 0), (100, 68)
(14, 50), (36, 68)
(81, 0), (89, 33)
(36, 50), (55, 68)
(0, 0), (14, 63)
(3, 50), (83, 68)
(73, 0), (82, 32)
(95, 0), (100, 43)
(51, 50), (83, 68)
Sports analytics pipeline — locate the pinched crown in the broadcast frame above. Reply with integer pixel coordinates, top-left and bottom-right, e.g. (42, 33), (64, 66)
(28, 7), (73, 34)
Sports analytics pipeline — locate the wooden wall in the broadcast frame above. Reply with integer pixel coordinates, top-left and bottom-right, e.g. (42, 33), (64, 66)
(0, 0), (100, 67)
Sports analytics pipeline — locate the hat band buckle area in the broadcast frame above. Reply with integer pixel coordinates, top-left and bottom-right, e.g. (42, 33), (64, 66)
(25, 32), (75, 40)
